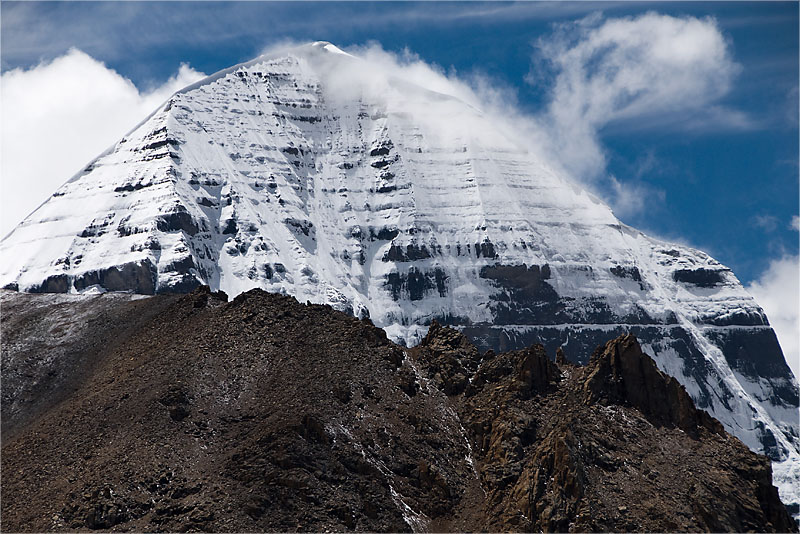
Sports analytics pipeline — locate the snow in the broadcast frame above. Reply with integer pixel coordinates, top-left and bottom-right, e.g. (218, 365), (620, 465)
(1, 41), (798, 515)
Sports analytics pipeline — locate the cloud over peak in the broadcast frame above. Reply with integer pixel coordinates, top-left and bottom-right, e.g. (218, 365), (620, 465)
(746, 254), (800, 381)
(533, 11), (746, 183)
(0, 49), (205, 236)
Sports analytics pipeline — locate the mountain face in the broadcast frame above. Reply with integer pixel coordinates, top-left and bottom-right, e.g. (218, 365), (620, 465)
(1, 288), (796, 532)
(0, 42), (797, 511)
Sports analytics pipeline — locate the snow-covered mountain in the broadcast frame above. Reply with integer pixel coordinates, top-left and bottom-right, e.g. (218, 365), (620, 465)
(1, 42), (797, 511)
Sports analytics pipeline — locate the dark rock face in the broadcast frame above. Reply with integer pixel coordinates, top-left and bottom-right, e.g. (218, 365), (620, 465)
(460, 323), (722, 412)
(383, 242), (432, 262)
(20, 259), (202, 296)
(385, 267), (448, 301)
(1, 288), (795, 533)
(476, 263), (663, 327)
(415, 320), (481, 395)
(672, 267), (727, 287)
(28, 273), (71, 293)
(479, 263), (561, 324)
(610, 264), (642, 282)
(582, 334), (723, 436)
(74, 259), (159, 294)
(708, 328), (797, 385)
(156, 209), (200, 236)
(370, 226), (400, 241)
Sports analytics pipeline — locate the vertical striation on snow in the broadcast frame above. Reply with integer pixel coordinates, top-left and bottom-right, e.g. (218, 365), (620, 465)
(1, 41), (797, 514)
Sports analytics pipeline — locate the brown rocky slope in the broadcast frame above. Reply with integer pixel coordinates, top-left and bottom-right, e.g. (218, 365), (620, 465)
(1, 287), (796, 532)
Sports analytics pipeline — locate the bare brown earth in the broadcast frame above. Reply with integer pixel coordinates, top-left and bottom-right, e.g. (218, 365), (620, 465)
(1, 287), (796, 532)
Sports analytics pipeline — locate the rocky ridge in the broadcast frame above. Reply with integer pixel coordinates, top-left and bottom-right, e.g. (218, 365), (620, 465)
(1, 287), (795, 532)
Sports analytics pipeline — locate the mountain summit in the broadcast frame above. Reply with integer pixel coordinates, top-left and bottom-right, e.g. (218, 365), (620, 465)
(1, 42), (798, 511)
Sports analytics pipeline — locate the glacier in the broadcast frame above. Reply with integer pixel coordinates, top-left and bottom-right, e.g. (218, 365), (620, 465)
(1, 41), (797, 513)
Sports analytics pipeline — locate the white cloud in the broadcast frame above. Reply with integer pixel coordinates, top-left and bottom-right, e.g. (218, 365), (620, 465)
(321, 38), (683, 220)
(753, 214), (780, 232)
(747, 255), (800, 382)
(791, 215), (800, 231)
(533, 11), (746, 186)
(607, 174), (666, 220)
(1, 49), (205, 236)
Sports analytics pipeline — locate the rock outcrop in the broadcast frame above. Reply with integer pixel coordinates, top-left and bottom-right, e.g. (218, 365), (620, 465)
(417, 317), (796, 533)
(582, 334), (724, 437)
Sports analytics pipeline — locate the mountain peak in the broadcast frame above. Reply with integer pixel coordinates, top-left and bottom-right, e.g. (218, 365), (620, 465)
(0, 36), (797, 513)
(308, 41), (351, 56)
